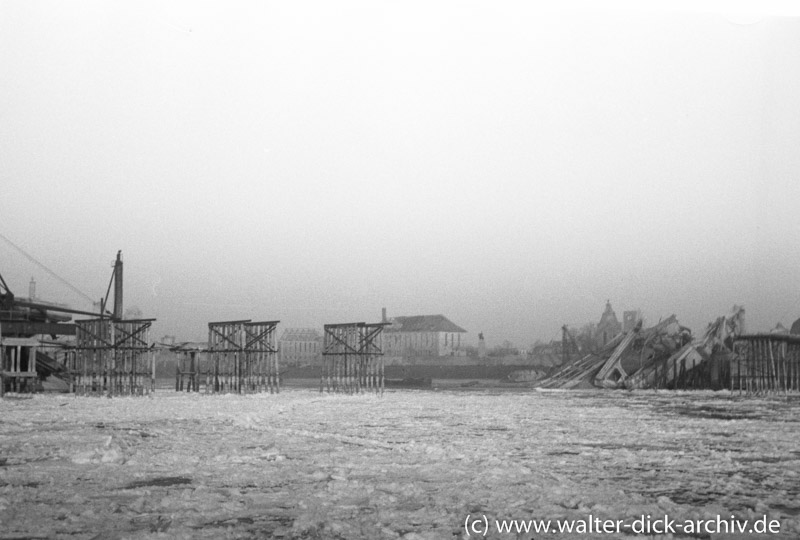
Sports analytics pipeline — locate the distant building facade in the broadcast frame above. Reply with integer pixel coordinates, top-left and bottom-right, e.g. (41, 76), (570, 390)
(279, 328), (322, 366)
(382, 310), (467, 358)
(595, 300), (622, 347)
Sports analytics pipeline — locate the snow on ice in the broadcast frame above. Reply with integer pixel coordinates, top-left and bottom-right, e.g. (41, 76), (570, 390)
(0, 388), (798, 539)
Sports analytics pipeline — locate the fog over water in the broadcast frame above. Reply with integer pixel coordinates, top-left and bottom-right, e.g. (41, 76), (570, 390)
(2, 1), (799, 346)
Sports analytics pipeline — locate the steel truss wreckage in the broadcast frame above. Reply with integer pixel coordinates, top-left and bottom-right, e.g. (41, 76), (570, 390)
(537, 306), (763, 392)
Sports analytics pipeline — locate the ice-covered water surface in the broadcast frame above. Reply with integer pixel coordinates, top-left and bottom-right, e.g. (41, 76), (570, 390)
(1, 388), (798, 539)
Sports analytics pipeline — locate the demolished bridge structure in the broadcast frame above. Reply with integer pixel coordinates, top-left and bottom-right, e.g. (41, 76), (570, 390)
(623, 305), (746, 390)
(537, 306), (746, 391)
(0, 248), (164, 395)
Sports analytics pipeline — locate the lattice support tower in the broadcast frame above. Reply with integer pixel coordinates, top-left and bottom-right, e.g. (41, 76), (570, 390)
(244, 321), (280, 394)
(321, 322), (388, 395)
(74, 318), (156, 396)
(207, 320), (247, 393)
(207, 319), (280, 394)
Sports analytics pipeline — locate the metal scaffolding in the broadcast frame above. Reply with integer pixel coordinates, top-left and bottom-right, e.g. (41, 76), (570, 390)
(207, 319), (280, 394)
(321, 322), (388, 395)
(74, 318), (156, 395)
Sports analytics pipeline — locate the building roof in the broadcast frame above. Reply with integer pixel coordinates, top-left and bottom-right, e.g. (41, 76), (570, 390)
(597, 301), (620, 328)
(791, 317), (800, 335)
(279, 328), (322, 341)
(386, 315), (466, 333)
(166, 341), (208, 352)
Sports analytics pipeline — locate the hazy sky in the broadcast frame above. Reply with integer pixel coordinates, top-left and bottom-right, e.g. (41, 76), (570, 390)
(2, 1), (799, 346)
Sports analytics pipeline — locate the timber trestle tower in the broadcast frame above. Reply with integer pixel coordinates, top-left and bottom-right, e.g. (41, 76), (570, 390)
(207, 319), (280, 394)
(321, 322), (388, 395)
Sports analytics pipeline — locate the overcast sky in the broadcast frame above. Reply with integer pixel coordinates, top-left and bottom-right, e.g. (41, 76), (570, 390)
(2, 1), (799, 346)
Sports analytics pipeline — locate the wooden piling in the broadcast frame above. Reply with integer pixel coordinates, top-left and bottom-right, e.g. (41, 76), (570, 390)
(733, 334), (800, 396)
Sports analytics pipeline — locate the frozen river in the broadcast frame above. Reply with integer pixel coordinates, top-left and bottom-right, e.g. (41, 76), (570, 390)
(1, 388), (798, 539)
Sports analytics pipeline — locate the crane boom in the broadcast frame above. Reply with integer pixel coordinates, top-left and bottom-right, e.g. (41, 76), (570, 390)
(0, 232), (97, 305)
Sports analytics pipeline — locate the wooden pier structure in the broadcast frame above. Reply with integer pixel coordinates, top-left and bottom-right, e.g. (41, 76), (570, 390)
(321, 322), (388, 395)
(172, 343), (205, 392)
(0, 334), (40, 396)
(73, 318), (156, 395)
(733, 334), (800, 395)
(206, 319), (280, 394)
